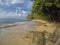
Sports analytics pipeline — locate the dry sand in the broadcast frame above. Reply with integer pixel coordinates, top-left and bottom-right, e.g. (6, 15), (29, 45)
(34, 20), (57, 33)
(0, 21), (43, 45)
(0, 20), (59, 45)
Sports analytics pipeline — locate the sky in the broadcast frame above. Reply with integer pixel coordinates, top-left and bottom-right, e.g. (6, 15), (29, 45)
(0, 0), (33, 19)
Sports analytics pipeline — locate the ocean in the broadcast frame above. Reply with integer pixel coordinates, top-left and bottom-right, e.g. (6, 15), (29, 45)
(0, 18), (31, 28)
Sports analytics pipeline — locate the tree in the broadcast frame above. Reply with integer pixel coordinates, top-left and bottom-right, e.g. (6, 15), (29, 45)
(28, 0), (60, 22)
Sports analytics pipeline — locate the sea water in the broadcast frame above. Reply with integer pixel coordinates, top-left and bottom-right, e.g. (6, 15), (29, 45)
(0, 18), (31, 28)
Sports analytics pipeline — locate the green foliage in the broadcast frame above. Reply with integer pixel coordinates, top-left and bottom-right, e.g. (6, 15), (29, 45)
(27, 14), (48, 20)
(27, 0), (60, 22)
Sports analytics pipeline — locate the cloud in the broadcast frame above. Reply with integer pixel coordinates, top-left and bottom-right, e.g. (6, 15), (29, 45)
(0, 0), (25, 5)
(22, 10), (27, 14)
(0, 0), (33, 19)
(11, 0), (25, 4)
(0, 8), (28, 18)
(0, 0), (33, 11)
(26, 1), (33, 9)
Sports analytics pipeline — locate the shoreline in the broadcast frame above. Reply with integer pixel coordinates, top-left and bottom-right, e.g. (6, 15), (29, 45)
(0, 20), (43, 29)
(0, 19), (56, 33)
(0, 20), (33, 29)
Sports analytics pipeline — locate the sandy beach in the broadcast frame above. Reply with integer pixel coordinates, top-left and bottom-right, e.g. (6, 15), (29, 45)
(0, 20), (43, 45)
(0, 20), (60, 45)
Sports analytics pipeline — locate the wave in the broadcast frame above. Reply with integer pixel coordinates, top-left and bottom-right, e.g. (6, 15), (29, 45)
(0, 22), (28, 29)
(0, 20), (34, 29)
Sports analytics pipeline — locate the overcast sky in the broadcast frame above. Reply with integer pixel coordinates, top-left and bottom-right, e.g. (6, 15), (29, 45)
(0, 0), (33, 18)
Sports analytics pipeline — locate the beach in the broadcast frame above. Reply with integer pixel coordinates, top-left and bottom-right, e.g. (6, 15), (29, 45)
(0, 20), (60, 45)
(0, 20), (43, 45)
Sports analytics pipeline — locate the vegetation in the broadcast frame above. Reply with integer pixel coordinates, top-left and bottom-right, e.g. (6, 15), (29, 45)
(25, 31), (60, 45)
(27, 0), (60, 22)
